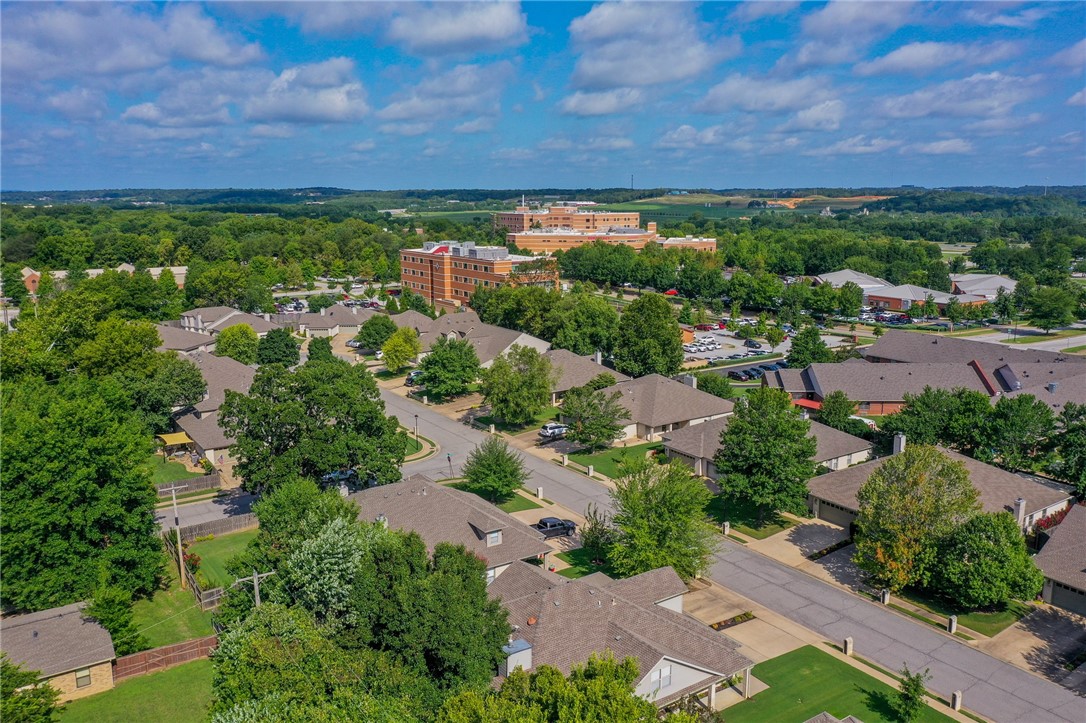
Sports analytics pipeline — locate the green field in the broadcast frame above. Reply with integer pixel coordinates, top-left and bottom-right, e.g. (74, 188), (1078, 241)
(475, 405), (559, 434)
(187, 529), (258, 589)
(448, 482), (543, 514)
(569, 442), (663, 480)
(143, 454), (197, 485)
(556, 548), (618, 579)
(1001, 328), (1086, 344)
(895, 590), (1033, 637)
(706, 496), (796, 540)
(131, 558), (214, 648)
(59, 660), (213, 723)
(725, 646), (954, 723)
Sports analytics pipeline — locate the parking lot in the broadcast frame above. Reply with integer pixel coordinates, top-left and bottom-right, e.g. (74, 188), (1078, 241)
(683, 325), (852, 368)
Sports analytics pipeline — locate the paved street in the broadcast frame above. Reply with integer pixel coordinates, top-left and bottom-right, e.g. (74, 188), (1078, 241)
(156, 490), (254, 528)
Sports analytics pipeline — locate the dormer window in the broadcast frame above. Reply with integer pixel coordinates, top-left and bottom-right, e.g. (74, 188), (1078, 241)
(487, 530), (502, 547)
(650, 665), (672, 692)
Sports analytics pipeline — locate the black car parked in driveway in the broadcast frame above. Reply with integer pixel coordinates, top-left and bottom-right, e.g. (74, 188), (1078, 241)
(532, 517), (577, 538)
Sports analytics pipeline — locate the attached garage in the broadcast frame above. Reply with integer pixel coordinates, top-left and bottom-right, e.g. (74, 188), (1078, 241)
(1035, 505), (1086, 618)
(1047, 581), (1086, 618)
(809, 496), (856, 529)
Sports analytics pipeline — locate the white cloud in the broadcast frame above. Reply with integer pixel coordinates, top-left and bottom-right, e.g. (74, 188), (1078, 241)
(489, 147), (537, 163)
(1051, 39), (1086, 69)
(379, 122), (432, 136)
(386, 2), (528, 55)
(46, 88), (108, 121)
(558, 88), (644, 117)
(567, 2), (739, 90)
(655, 124), (729, 149)
(121, 102), (232, 128)
(378, 62), (513, 122)
(251, 124), (295, 139)
(855, 41), (1020, 76)
(877, 72), (1036, 119)
(453, 117), (495, 134)
(421, 139), (448, 157)
(1023, 145), (1047, 158)
(965, 113), (1043, 134)
(963, 5), (1051, 29)
(779, 0), (916, 70)
(778, 100), (845, 131)
(730, 1), (800, 23)
(1069, 89), (1086, 107)
(245, 58), (369, 123)
(532, 82), (547, 102)
(697, 74), (834, 113)
(584, 136), (634, 151)
(903, 138), (974, 155)
(239, 2), (396, 36)
(805, 134), (902, 156)
(350, 140), (377, 152)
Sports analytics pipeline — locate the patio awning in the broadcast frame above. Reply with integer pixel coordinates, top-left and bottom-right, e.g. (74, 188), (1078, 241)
(156, 432), (194, 447)
(793, 398), (822, 410)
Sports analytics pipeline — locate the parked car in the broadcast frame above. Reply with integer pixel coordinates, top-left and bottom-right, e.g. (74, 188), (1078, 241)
(728, 371), (750, 381)
(744, 340), (762, 349)
(533, 517), (577, 538)
(695, 324), (717, 331)
(538, 422), (569, 441)
(746, 368), (764, 379)
(776, 360), (789, 368)
(761, 364), (782, 372)
(405, 370), (423, 385)
(346, 340), (363, 349)
(375, 350), (384, 360)
(321, 469), (359, 487)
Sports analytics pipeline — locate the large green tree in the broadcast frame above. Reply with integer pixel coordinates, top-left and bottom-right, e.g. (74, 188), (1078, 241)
(480, 345), (556, 426)
(220, 358), (406, 492)
(786, 324), (833, 368)
(612, 293), (683, 378)
(256, 328), (300, 366)
(461, 437), (530, 502)
(560, 386), (628, 451)
(984, 394), (1054, 471)
(934, 512), (1043, 609)
(609, 459), (717, 581)
(881, 386), (992, 455)
(2, 655), (61, 723)
(382, 326), (421, 372)
(854, 445), (980, 591)
(1028, 286), (1076, 333)
(1049, 403), (1086, 495)
(714, 387), (817, 524)
(417, 337), (480, 399)
(552, 293), (619, 356)
(838, 281), (864, 317)
(693, 372), (734, 400)
(216, 323), (259, 365)
(86, 586), (149, 656)
(355, 315), (397, 351)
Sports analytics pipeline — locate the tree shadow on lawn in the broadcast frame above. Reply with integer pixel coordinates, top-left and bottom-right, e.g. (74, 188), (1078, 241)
(704, 495), (792, 537)
(861, 686), (901, 722)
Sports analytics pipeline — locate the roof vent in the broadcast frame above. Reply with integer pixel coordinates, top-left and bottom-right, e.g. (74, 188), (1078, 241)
(527, 616), (537, 626)
(32, 630), (38, 638)
(1047, 382), (1059, 393)
(615, 635), (622, 641)
(553, 601), (560, 607)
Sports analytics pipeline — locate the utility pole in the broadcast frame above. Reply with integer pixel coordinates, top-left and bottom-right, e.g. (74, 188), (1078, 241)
(234, 570), (276, 607)
(414, 414), (419, 448)
(161, 484), (188, 589)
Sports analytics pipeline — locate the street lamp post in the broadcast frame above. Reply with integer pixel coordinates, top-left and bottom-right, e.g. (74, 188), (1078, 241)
(414, 414), (419, 447)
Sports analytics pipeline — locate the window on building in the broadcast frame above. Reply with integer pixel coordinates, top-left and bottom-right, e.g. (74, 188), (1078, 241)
(75, 668), (92, 688)
(650, 665), (672, 692)
(485, 568), (497, 585)
(487, 530), (501, 546)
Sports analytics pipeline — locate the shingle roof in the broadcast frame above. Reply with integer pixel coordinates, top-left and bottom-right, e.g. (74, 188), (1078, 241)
(349, 475), (551, 570)
(1002, 372), (1086, 413)
(185, 350), (256, 413)
(816, 269), (889, 290)
(950, 273), (1016, 299)
(598, 375), (733, 427)
(863, 329), (1086, 366)
(155, 323), (215, 352)
(807, 447), (1074, 517)
(1, 603), (116, 677)
(663, 418), (871, 465)
(866, 284), (985, 305)
(175, 410), (233, 451)
(181, 306), (236, 325)
(181, 307), (281, 334)
(488, 561), (752, 692)
(804, 713), (865, 723)
(390, 310), (435, 333)
(544, 349), (630, 394)
(293, 305), (377, 331)
(802, 362), (992, 402)
(1034, 504), (1086, 591)
(419, 315), (550, 365)
(993, 363), (1086, 393)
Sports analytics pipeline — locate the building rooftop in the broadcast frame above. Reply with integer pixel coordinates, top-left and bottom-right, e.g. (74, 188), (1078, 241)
(544, 349), (630, 394)
(863, 329), (1086, 366)
(765, 362), (994, 403)
(598, 375), (734, 428)
(0, 603), (116, 677)
(663, 418), (871, 466)
(815, 269), (890, 290)
(389, 310), (435, 334)
(175, 410), (233, 452)
(155, 323), (214, 352)
(1034, 504), (1086, 591)
(950, 273), (1017, 299)
(867, 284), (985, 305)
(185, 350), (256, 413)
(420, 312), (550, 365)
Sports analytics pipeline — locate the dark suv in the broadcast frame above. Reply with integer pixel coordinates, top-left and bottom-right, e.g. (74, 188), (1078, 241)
(532, 517), (577, 538)
(744, 339), (762, 349)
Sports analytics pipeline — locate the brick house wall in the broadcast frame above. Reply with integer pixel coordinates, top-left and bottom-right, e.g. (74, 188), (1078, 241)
(46, 660), (114, 702)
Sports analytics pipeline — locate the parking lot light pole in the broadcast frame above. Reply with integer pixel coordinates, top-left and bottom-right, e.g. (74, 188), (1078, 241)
(414, 414), (419, 446)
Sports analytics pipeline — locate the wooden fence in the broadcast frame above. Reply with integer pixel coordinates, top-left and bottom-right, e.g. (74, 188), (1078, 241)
(155, 471), (221, 498)
(162, 514), (258, 610)
(178, 513), (258, 543)
(113, 635), (218, 681)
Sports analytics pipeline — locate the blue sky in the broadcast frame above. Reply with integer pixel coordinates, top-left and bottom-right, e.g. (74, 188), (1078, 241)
(2, 1), (1084, 190)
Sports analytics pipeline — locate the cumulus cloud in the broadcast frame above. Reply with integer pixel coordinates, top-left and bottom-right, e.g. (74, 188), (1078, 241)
(245, 58), (369, 123)
(251, 124), (295, 139)
(855, 41), (1020, 76)
(877, 72), (1036, 119)
(655, 124), (729, 149)
(903, 138), (974, 155)
(779, 0), (916, 69)
(122, 102), (232, 128)
(558, 88), (644, 117)
(378, 62), (513, 122)
(778, 99), (845, 131)
(730, 1), (800, 23)
(1069, 89), (1086, 107)
(965, 113), (1043, 134)
(379, 122), (432, 136)
(805, 134), (902, 156)
(697, 74), (834, 113)
(350, 140), (377, 152)
(453, 117), (495, 134)
(567, 2), (739, 90)
(46, 88), (108, 121)
(962, 5), (1051, 29)
(386, 2), (528, 55)
(1050, 39), (1086, 68)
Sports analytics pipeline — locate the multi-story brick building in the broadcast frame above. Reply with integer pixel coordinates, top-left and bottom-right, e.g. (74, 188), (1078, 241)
(400, 242), (558, 309)
(493, 203), (641, 233)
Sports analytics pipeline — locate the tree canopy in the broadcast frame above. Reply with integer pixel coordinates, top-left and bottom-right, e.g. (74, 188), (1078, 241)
(382, 326), (421, 372)
(417, 337), (480, 399)
(934, 512), (1043, 609)
(560, 386), (628, 451)
(461, 437), (530, 502)
(480, 345), (556, 426)
(216, 323), (259, 365)
(786, 324), (833, 368)
(355, 315), (397, 351)
(256, 327), (300, 366)
(612, 293), (684, 378)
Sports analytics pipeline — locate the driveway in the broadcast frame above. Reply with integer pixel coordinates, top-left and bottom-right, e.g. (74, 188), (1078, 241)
(979, 606), (1086, 690)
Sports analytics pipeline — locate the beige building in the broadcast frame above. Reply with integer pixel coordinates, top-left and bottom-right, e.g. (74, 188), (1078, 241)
(597, 374), (734, 441)
(494, 203), (641, 233)
(0, 602), (116, 702)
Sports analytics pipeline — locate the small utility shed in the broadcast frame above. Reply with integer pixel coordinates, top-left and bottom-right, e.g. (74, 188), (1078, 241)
(0, 603), (116, 701)
(1034, 504), (1086, 617)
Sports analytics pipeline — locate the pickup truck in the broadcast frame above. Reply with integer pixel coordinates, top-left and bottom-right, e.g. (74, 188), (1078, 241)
(532, 517), (577, 538)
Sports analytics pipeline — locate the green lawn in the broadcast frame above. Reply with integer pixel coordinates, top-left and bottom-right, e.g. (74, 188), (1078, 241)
(725, 646), (954, 723)
(896, 589), (1033, 637)
(556, 548), (618, 579)
(448, 482), (543, 513)
(568, 442), (663, 480)
(705, 496), (796, 540)
(131, 560), (214, 648)
(1001, 328), (1086, 344)
(60, 660), (213, 723)
(143, 454), (197, 485)
(375, 368), (410, 380)
(475, 405), (559, 434)
(1063, 344), (1086, 354)
(187, 529), (259, 589)
(427, 382), (483, 405)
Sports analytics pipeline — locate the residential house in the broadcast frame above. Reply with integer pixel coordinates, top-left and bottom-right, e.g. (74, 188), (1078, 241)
(349, 475), (552, 584)
(172, 351), (256, 465)
(663, 418), (872, 478)
(950, 273), (1017, 301)
(1034, 504), (1086, 617)
(863, 329), (1086, 366)
(596, 375), (733, 441)
(864, 284), (985, 313)
(389, 309), (435, 334)
(0, 603), (116, 702)
(489, 561), (754, 711)
(276, 304), (378, 338)
(180, 306), (282, 337)
(418, 310), (550, 367)
(806, 442), (1073, 532)
(154, 323), (216, 353)
(544, 349), (630, 404)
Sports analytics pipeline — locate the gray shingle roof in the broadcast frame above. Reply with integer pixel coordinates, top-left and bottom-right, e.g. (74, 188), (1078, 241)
(185, 351), (256, 413)
(181, 307), (282, 334)
(993, 363), (1086, 393)
(1, 603), (115, 677)
(803, 362), (992, 402)
(1034, 504), (1086, 591)
(863, 329), (1086, 366)
(804, 714), (865, 723)
(390, 310), (435, 333)
(816, 269), (889, 290)
(544, 349), (630, 394)
(155, 324), (215, 352)
(807, 448), (1074, 518)
(867, 284), (985, 305)
(950, 273), (1016, 299)
(292, 305), (377, 331)
(1003, 372), (1086, 413)
(598, 375), (733, 427)
(349, 475), (551, 569)
(419, 315), (550, 365)
(663, 419), (871, 466)
(488, 561), (752, 692)
(175, 410), (233, 451)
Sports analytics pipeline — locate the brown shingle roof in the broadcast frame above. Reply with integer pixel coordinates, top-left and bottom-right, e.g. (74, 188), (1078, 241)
(807, 448), (1073, 518)
(294, 305), (377, 331)
(349, 476), (551, 570)
(599, 375), (733, 427)
(663, 419), (871, 466)
(488, 561), (752, 692)
(155, 323), (215, 352)
(863, 329), (1086, 366)
(544, 349), (630, 394)
(175, 410), (233, 451)
(1, 603), (115, 677)
(1034, 504), (1086, 591)
(803, 362), (992, 402)
(390, 310), (435, 333)
(993, 364), (1086, 393)
(419, 316), (550, 365)
(185, 351), (256, 413)
(1003, 374), (1086, 413)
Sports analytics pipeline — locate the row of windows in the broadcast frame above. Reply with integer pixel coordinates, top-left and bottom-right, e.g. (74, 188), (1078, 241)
(1054, 582), (1084, 596)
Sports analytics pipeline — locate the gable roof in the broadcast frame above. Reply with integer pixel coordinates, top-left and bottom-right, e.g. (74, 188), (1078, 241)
(598, 375), (733, 427)
(663, 418), (872, 466)
(390, 310), (435, 334)
(866, 284), (985, 305)
(349, 475), (551, 570)
(419, 315), (550, 365)
(863, 329), (1086, 366)
(185, 350), (256, 413)
(155, 323), (215, 352)
(950, 273), (1016, 299)
(806, 447), (1074, 518)
(175, 410), (233, 452)
(488, 561), (752, 701)
(181, 307), (281, 334)
(1034, 504), (1086, 591)
(292, 305), (378, 331)
(815, 269), (889, 290)
(765, 362), (993, 403)
(0, 603), (116, 677)
(544, 349), (630, 394)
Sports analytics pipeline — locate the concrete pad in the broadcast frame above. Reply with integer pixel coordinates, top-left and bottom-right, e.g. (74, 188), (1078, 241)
(800, 545), (867, 591)
(746, 520), (849, 569)
(714, 675), (769, 710)
(722, 619), (806, 662)
(977, 605), (1086, 685)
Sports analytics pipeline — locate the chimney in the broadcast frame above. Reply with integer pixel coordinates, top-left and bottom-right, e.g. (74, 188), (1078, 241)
(681, 374), (697, 390)
(196, 312), (203, 330)
(263, 313), (270, 321)
(892, 433), (907, 455)
(320, 307), (326, 316)
(499, 639), (533, 677)
(1013, 497), (1027, 529)
(1047, 382), (1059, 393)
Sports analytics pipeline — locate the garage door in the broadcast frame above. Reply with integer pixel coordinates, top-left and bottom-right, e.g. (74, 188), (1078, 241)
(1051, 582), (1086, 617)
(816, 499), (857, 529)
